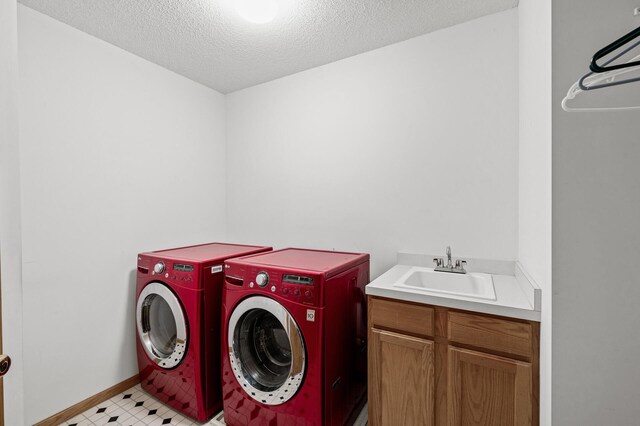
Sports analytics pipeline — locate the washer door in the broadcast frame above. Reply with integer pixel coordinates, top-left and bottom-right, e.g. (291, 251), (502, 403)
(136, 282), (187, 369)
(228, 296), (306, 405)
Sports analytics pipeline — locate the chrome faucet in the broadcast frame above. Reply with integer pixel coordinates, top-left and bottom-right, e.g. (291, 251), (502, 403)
(433, 246), (467, 274)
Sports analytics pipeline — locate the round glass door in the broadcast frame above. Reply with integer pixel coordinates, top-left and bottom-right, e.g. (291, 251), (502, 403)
(228, 296), (305, 405)
(136, 282), (187, 369)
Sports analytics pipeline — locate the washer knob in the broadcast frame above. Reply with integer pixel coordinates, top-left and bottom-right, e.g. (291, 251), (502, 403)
(153, 262), (165, 274)
(256, 272), (269, 287)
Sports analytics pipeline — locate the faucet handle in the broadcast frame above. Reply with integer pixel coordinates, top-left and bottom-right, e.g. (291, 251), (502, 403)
(433, 258), (443, 268)
(455, 260), (467, 270)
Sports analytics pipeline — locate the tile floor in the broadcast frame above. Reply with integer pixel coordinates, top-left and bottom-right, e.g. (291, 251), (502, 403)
(59, 384), (368, 426)
(58, 384), (224, 426)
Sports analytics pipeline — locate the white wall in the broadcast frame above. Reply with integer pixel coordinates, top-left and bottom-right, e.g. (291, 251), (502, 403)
(518, 1), (552, 425)
(226, 10), (519, 278)
(553, 1), (640, 425)
(0, 0), (25, 424)
(17, 6), (227, 423)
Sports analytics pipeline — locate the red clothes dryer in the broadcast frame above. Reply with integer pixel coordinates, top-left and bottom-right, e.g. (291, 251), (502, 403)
(221, 248), (369, 426)
(135, 243), (272, 422)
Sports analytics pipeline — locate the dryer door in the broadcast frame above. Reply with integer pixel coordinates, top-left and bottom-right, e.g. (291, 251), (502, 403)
(228, 296), (306, 405)
(136, 282), (188, 369)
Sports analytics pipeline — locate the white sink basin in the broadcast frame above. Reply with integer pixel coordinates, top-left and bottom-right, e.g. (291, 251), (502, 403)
(393, 267), (496, 300)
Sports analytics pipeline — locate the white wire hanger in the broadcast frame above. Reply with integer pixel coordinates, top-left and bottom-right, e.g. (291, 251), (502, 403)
(563, 25), (640, 112)
(562, 55), (640, 112)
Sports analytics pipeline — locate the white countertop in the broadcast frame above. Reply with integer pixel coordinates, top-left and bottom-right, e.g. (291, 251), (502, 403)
(366, 253), (541, 322)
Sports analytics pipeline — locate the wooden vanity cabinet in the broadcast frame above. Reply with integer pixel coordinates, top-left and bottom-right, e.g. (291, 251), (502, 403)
(368, 296), (539, 426)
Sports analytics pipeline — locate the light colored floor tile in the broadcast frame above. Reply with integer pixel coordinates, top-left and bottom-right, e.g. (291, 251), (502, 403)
(83, 406), (107, 419)
(86, 412), (110, 424)
(142, 413), (161, 425)
(167, 415), (187, 424)
(168, 413), (185, 424)
(98, 399), (117, 409)
(143, 399), (163, 411)
(126, 405), (147, 418)
(63, 413), (87, 425)
(134, 409), (152, 421)
(120, 405), (140, 413)
(79, 409), (94, 419)
(57, 385), (342, 426)
(115, 400), (139, 411)
(131, 390), (148, 400)
(113, 412), (133, 424)
(108, 406), (130, 417)
(110, 395), (129, 406)
(129, 410), (144, 421)
(153, 405), (172, 418)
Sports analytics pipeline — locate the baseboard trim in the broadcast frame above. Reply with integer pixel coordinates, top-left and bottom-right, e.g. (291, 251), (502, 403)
(34, 375), (140, 426)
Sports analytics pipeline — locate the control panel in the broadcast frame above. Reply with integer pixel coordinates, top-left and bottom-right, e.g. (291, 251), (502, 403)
(281, 283), (315, 302)
(170, 271), (194, 284)
(224, 263), (320, 306)
(265, 271), (317, 306)
(147, 257), (195, 285)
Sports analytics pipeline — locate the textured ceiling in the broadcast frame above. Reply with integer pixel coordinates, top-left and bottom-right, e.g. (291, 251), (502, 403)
(18, 0), (518, 93)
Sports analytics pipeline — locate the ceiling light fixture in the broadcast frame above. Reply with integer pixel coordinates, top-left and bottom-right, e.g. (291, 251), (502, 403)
(236, 0), (279, 24)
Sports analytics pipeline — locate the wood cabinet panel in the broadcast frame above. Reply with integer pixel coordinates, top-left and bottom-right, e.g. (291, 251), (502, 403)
(448, 311), (533, 358)
(448, 347), (532, 426)
(367, 297), (539, 426)
(370, 297), (434, 337)
(369, 329), (435, 426)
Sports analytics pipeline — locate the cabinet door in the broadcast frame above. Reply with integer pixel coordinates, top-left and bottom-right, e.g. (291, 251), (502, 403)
(369, 329), (435, 426)
(448, 347), (532, 426)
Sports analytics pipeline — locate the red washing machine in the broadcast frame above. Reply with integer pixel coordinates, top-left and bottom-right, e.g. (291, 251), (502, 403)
(221, 248), (369, 426)
(135, 242), (272, 422)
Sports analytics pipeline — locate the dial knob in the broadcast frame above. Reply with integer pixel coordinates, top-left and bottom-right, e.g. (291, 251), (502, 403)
(153, 262), (165, 274)
(256, 272), (269, 287)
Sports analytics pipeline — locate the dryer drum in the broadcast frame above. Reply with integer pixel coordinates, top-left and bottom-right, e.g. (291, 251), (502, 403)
(238, 309), (292, 389)
(145, 295), (177, 357)
(136, 282), (188, 369)
(228, 296), (306, 406)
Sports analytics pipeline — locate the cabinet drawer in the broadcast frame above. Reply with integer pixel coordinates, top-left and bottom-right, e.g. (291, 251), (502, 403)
(448, 311), (533, 358)
(370, 297), (434, 337)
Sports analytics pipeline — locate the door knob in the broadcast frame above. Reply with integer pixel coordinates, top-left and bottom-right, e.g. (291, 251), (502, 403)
(0, 354), (11, 377)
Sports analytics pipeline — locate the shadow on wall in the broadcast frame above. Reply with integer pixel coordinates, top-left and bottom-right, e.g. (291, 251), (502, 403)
(120, 269), (138, 375)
